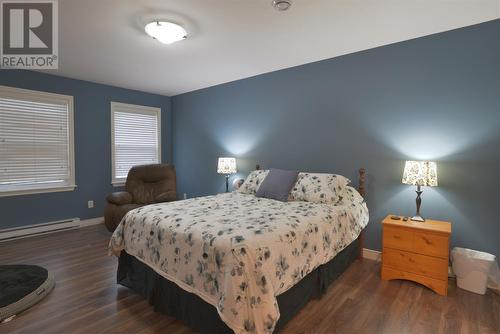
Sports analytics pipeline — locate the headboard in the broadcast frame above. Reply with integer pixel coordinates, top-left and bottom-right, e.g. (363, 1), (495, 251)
(255, 164), (367, 198)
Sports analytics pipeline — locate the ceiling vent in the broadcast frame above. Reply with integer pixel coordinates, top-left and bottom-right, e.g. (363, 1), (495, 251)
(272, 0), (292, 11)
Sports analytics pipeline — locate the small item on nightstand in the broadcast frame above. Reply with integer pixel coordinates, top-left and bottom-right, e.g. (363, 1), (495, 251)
(403, 217), (408, 221)
(390, 216), (401, 220)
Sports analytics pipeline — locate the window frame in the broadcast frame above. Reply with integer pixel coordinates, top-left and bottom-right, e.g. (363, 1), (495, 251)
(0, 85), (76, 197)
(110, 102), (162, 186)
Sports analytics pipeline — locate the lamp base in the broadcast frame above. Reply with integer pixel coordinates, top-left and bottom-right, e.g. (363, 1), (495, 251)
(412, 185), (425, 222)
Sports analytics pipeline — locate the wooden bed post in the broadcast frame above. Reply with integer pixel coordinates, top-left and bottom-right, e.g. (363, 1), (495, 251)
(358, 168), (366, 198)
(358, 168), (366, 261)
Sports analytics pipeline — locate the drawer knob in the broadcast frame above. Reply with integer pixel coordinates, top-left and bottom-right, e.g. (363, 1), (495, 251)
(393, 235), (401, 240)
(422, 236), (432, 245)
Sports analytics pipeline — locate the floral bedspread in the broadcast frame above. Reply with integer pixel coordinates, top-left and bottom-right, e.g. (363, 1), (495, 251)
(109, 189), (368, 334)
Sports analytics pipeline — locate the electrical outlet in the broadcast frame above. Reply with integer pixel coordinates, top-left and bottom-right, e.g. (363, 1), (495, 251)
(87, 200), (94, 209)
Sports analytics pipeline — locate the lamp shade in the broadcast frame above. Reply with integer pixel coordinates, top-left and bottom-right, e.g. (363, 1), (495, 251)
(402, 161), (438, 187)
(217, 157), (237, 174)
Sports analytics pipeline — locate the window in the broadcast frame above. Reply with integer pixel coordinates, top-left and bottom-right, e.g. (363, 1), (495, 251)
(111, 102), (161, 185)
(0, 86), (75, 197)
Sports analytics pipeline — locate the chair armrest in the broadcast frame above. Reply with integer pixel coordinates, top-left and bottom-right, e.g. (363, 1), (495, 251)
(155, 191), (177, 203)
(106, 191), (133, 205)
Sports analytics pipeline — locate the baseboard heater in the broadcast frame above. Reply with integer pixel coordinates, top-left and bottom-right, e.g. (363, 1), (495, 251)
(0, 218), (80, 242)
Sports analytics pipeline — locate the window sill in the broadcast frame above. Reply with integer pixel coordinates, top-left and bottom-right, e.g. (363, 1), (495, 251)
(111, 181), (125, 187)
(0, 185), (77, 198)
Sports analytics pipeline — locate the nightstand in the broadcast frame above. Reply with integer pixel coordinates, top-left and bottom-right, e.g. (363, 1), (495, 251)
(381, 215), (452, 296)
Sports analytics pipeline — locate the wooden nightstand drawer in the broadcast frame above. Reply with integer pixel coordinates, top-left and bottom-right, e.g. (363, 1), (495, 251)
(383, 248), (448, 280)
(383, 227), (413, 252)
(413, 232), (449, 259)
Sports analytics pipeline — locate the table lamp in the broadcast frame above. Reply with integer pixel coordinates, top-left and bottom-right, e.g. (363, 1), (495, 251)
(217, 157), (237, 192)
(402, 160), (438, 222)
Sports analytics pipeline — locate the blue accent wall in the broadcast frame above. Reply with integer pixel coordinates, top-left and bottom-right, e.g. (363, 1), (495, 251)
(172, 20), (500, 256)
(0, 70), (172, 229)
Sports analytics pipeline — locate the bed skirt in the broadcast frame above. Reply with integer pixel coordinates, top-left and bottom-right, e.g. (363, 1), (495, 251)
(117, 237), (359, 333)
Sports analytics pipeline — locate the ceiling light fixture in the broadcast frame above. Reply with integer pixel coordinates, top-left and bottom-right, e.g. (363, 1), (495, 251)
(272, 0), (292, 11)
(145, 21), (187, 45)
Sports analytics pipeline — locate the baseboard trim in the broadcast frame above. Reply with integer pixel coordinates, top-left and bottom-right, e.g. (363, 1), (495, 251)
(0, 218), (80, 242)
(79, 217), (104, 227)
(362, 248), (381, 261)
(0, 217), (105, 242)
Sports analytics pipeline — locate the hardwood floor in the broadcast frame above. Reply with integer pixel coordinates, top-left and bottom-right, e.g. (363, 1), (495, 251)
(0, 224), (498, 334)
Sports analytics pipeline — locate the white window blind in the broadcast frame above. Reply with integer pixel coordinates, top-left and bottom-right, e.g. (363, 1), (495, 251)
(111, 102), (161, 185)
(0, 86), (75, 197)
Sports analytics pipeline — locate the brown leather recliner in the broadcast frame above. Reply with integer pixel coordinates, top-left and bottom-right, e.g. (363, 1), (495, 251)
(105, 164), (177, 232)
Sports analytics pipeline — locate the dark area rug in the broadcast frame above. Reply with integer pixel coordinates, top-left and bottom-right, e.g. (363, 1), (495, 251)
(0, 265), (55, 322)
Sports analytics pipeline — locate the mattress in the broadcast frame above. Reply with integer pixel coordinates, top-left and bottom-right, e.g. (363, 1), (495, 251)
(109, 189), (368, 333)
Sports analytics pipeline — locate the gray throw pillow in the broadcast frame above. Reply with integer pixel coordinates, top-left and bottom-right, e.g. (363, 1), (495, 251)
(255, 169), (299, 202)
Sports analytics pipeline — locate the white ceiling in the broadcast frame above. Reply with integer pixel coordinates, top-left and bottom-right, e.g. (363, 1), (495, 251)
(53, 0), (499, 96)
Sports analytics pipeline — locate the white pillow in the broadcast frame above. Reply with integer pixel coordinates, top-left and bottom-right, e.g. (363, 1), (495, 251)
(289, 172), (350, 204)
(238, 170), (269, 195)
(338, 186), (365, 204)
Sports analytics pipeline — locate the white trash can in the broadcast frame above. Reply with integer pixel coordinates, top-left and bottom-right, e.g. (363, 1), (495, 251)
(451, 247), (496, 295)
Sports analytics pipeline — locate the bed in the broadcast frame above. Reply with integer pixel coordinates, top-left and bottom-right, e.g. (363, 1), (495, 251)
(109, 166), (369, 333)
